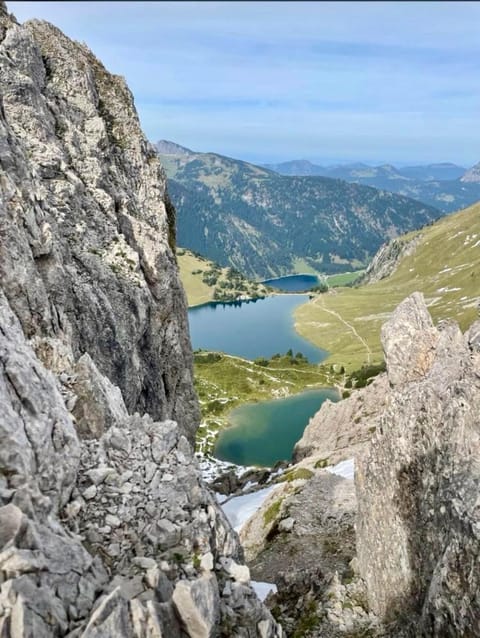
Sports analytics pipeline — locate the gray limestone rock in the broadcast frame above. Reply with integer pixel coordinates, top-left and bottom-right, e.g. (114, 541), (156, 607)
(359, 235), (421, 285)
(293, 373), (389, 465)
(0, 4), (281, 637)
(71, 353), (128, 439)
(381, 291), (439, 387)
(0, 5), (199, 442)
(356, 293), (480, 635)
(172, 575), (219, 638)
(245, 293), (480, 637)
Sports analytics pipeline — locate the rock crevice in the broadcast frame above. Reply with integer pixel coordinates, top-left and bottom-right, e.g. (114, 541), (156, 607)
(0, 5), (280, 637)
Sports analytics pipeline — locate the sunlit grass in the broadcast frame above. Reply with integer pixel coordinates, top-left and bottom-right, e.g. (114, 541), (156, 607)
(177, 248), (269, 306)
(194, 351), (340, 455)
(295, 202), (480, 371)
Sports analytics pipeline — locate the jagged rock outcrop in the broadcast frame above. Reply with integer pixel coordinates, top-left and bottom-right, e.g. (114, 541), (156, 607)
(358, 235), (421, 285)
(241, 292), (480, 636)
(460, 160), (480, 183)
(0, 2), (198, 441)
(0, 290), (281, 636)
(293, 374), (389, 465)
(0, 4), (280, 636)
(356, 294), (480, 635)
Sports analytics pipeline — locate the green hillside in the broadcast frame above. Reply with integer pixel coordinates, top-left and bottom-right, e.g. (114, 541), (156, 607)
(294, 202), (480, 371)
(158, 142), (441, 279)
(194, 351), (339, 455)
(177, 248), (270, 306)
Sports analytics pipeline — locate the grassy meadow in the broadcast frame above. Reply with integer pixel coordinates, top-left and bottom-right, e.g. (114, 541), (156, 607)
(295, 202), (480, 371)
(177, 248), (270, 306)
(194, 351), (340, 455)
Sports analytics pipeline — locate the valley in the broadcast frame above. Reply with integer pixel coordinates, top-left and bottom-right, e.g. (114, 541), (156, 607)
(294, 200), (480, 371)
(194, 351), (339, 456)
(158, 141), (440, 279)
(185, 198), (480, 468)
(4, 2), (480, 636)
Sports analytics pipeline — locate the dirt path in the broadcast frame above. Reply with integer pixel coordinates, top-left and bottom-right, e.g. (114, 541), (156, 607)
(318, 300), (372, 364)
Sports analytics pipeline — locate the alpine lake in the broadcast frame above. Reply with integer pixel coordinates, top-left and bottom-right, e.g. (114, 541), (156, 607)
(188, 275), (339, 467)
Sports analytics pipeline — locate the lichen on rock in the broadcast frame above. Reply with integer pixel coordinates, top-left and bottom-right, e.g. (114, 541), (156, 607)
(0, 4), (281, 636)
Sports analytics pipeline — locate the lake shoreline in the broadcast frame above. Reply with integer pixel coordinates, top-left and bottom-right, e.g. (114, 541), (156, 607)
(213, 386), (340, 467)
(189, 289), (341, 467)
(187, 289), (319, 310)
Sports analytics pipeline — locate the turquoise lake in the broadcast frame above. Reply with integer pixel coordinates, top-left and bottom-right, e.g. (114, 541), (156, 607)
(262, 273), (320, 292)
(188, 295), (326, 363)
(214, 388), (339, 467)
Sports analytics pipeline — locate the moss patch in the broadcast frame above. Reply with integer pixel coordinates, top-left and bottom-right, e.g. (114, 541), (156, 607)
(263, 498), (284, 526)
(281, 468), (314, 482)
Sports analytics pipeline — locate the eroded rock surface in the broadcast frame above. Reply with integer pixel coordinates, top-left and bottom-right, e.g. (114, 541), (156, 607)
(242, 293), (480, 637)
(0, 2), (198, 441)
(357, 297), (480, 635)
(293, 374), (389, 466)
(0, 4), (280, 636)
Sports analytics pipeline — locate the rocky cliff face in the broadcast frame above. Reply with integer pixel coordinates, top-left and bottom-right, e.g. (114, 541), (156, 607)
(241, 293), (480, 636)
(293, 374), (390, 466)
(357, 235), (421, 285)
(0, 2), (198, 440)
(0, 4), (280, 636)
(460, 161), (480, 183)
(356, 293), (480, 635)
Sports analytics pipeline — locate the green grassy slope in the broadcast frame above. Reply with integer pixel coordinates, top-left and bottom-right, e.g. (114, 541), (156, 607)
(294, 202), (480, 371)
(194, 351), (339, 455)
(177, 248), (269, 306)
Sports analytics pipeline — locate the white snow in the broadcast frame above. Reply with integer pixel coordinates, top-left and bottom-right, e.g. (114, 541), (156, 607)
(197, 454), (251, 483)
(327, 458), (355, 480)
(436, 286), (461, 293)
(220, 484), (279, 532)
(251, 581), (277, 601)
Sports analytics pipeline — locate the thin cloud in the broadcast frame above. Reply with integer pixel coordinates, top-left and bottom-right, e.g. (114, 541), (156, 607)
(8, 1), (480, 165)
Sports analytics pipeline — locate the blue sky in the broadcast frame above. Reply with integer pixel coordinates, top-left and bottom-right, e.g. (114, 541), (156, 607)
(8, 1), (480, 166)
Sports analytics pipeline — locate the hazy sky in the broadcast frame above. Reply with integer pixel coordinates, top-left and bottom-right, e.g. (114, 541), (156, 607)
(8, 1), (480, 166)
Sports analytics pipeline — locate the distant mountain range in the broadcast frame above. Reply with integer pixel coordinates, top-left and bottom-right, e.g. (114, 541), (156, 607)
(264, 160), (466, 181)
(263, 159), (480, 213)
(156, 140), (441, 279)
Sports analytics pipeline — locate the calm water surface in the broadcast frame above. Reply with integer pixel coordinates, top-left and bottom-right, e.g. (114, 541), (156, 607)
(188, 295), (326, 363)
(262, 273), (320, 292)
(214, 388), (339, 467)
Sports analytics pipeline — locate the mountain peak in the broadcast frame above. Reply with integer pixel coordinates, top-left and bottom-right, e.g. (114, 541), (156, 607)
(461, 161), (480, 183)
(155, 139), (194, 156)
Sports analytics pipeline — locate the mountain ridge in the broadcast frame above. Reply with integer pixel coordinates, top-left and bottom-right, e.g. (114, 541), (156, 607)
(157, 142), (441, 279)
(0, 6), (280, 636)
(264, 158), (480, 212)
(294, 199), (480, 370)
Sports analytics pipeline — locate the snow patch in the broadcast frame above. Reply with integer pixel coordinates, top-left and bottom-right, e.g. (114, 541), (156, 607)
(221, 484), (280, 532)
(251, 581), (278, 601)
(327, 458), (355, 480)
(437, 286), (461, 293)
